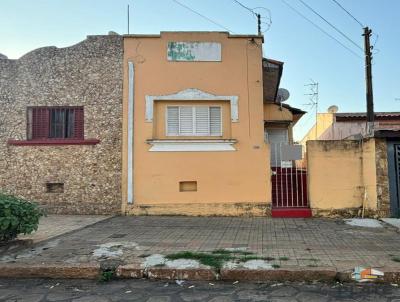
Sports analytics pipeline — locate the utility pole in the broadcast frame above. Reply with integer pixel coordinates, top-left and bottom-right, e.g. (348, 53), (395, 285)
(257, 14), (261, 35)
(127, 4), (130, 34)
(363, 27), (374, 136)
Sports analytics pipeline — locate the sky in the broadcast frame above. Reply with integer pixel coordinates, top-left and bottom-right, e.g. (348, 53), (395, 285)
(1, 0), (399, 140)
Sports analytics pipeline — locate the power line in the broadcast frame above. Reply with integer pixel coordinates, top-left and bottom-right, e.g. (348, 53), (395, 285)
(280, 0), (363, 59)
(232, 0), (257, 17)
(330, 0), (364, 28)
(171, 0), (235, 34)
(298, 0), (363, 52)
(232, 0), (272, 33)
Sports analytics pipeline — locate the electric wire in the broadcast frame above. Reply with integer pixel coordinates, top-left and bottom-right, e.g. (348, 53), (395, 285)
(280, 0), (362, 59)
(330, 0), (365, 28)
(172, 0), (236, 34)
(297, 0), (363, 52)
(232, 0), (272, 32)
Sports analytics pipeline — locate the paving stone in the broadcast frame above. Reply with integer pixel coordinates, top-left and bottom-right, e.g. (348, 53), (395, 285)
(179, 290), (210, 301)
(296, 292), (329, 302)
(72, 295), (110, 302)
(5, 293), (44, 302)
(146, 296), (171, 302)
(269, 298), (298, 302)
(208, 297), (233, 302)
(46, 291), (82, 301)
(236, 289), (270, 301)
(269, 286), (298, 297)
(0, 289), (14, 300)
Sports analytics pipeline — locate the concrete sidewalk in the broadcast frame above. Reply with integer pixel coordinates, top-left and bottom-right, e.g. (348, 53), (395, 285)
(19, 215), (111, 243)
(2, 216), (400, 282)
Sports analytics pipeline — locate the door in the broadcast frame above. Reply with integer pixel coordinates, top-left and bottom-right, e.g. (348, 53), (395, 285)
(388, 142), (400, 217)
(266, 128), (289, 167)
(266, 128), (309, 211)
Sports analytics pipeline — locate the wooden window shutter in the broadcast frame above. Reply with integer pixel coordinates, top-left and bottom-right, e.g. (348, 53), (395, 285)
(31, 108), (49, 139)
(74, 107), (84, 139)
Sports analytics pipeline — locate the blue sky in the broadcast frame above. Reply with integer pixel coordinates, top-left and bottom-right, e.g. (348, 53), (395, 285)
(1, 0), (399, 140)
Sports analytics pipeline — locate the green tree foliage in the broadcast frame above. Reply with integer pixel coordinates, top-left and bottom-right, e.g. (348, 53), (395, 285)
(0, 193), (44, 242)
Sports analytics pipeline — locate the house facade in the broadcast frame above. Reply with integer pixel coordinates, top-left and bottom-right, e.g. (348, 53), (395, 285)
(300, 106), (400, 143)
(0, 35), (123, 214)
(9, 31), (397, 218)
(122, 32), (280, 216)
(300, 107), (400, 218)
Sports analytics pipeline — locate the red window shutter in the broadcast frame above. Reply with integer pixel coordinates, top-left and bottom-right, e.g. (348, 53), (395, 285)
(31, 108), (49, 139)
(74, 107), (84, 139)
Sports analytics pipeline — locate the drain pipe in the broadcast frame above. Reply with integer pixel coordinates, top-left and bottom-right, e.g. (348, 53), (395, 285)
(127, 61), (134, 204)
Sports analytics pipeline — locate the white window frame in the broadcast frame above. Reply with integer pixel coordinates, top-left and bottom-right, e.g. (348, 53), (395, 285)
(166, 105), (223, 137)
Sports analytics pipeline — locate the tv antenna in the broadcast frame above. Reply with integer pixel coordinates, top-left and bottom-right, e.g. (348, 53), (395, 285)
(304, 79), (319, 139)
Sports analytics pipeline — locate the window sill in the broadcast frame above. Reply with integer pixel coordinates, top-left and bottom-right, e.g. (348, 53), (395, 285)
(146, 139), (237, 152)
(7, 139), (100, 146)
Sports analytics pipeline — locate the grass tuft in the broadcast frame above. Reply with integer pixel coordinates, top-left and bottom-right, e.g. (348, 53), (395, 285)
(272, 264), (280, 269)
(166, 251), (234, 270)
(211, 249), (254, 256)
(392, 257), (400, 263)
(279, 256), (289, 261)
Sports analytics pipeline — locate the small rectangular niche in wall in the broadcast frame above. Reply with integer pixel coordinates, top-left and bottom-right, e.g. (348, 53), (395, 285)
(179, 181), (197, 192)
(46, 183), (64, 193)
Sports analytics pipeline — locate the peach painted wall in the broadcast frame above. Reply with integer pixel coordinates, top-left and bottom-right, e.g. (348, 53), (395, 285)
(122, 32), (270, 214)
(307, 139), (377, 211)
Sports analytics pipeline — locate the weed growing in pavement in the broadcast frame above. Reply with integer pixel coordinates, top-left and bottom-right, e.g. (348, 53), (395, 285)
(279, 256), (289, 261)
(392, 257), (400, 262)
(166, 249), (280, 270)
(99, 269), (115, 282)
(166, 251), (234, 270)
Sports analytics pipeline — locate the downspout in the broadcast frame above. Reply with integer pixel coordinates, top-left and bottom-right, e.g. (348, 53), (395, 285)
(127, 61), (134, 204)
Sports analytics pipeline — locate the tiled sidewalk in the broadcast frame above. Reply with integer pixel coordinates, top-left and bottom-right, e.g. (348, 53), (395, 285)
(18, 215), (111, 243)
(3, 216), (400, 272)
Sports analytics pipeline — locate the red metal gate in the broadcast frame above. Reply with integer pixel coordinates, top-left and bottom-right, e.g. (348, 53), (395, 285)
(269, 142), (311, 218)
(272, 167), (308, 207)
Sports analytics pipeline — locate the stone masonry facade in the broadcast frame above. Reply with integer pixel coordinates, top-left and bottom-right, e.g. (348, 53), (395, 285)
(375, 138), (391, 217)
(0, 35), (123, 214)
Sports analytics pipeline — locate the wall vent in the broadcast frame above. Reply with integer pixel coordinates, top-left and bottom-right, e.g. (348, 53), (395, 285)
(46, 183), (64, 193)
(179, 181), (197, 192)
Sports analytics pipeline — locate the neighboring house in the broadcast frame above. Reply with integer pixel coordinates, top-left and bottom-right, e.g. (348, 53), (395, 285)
(0, 34), (123, 214)
(299, 106), (400, 218)
(301, 105), (400, 144)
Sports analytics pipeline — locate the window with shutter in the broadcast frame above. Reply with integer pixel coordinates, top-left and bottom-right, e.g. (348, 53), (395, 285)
(166, 105), (222, 136)
(210, 107), (222, 136)
(28, 107), (84, 140)
(179, 106), (194, 135)
(166, 107), (179, 136)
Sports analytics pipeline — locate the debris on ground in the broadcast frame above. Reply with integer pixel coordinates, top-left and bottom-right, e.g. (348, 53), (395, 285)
(352, 267), (384, 282)
(345, 219), (383, 228)
(176, 280), (185, 286)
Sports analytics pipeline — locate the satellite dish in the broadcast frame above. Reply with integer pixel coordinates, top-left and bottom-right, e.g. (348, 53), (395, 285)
(327, 105), (339, 113)
(277, 88), (290, 102)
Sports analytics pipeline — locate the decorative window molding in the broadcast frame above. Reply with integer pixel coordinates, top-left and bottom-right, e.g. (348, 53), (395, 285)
(147, 139), (237, 152)
(145, 88), (238, 122)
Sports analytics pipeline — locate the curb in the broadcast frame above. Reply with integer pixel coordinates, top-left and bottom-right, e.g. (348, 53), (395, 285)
(219, 268), (339, 282)
(1, 263), (400, 284)
(0, 263), (101, 279)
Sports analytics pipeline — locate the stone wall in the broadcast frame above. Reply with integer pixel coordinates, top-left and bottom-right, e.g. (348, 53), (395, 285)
(0, 35), (123, 214)
(375, 138), (391, 217)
